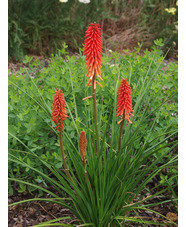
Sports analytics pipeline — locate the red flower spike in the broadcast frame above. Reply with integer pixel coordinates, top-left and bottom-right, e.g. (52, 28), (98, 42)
(116, 79), (134, 124)
(79, 131), (87, 160)
(51, 88), (68, 131)
(84, 23), (103, 88)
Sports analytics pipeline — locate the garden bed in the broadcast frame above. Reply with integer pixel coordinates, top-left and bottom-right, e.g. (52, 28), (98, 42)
(8, 42), (178, 226)
(8, 182), (178, 227)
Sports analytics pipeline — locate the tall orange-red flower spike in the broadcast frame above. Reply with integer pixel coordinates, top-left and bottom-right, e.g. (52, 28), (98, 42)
(84, 23), (102, 89)
(116, 79), (134, 124)
(51, 88), (68, 131)
(79, 131), (87, 160)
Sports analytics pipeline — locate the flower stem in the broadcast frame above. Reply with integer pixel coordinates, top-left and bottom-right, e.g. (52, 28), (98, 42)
(59, 130), (73, 182)
(92, 75), (100, 153)
(118, 114), (125, 151)
(82, 157), (86, 170)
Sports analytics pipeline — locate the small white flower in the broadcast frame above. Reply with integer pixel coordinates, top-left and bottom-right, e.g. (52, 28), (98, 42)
(78, 0), (90, 3)
(59, 0), (68, 3)
(108, 49), (113, 53)
(173, 41), (176, 46)
(110, 63), (119, 68)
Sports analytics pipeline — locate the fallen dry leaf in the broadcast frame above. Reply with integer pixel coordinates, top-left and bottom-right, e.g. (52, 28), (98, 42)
(166, 212), (178, 222)
(29, 207), (35, 216)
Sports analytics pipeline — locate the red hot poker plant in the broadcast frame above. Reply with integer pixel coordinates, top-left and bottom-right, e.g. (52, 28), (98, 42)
(116, 78), (134, 124)
(51, 89), (72, 181)
(84, 23), (103, 89)
(84, 23), (103, 153)
(79, 131), (87, 160)
(79, 131), (87, 169)
(117, 79), (134, 150)
(51, 88), (68, 131)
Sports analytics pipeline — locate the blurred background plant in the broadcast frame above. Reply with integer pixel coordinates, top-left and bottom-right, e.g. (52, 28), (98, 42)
(8, 0), (178, 62)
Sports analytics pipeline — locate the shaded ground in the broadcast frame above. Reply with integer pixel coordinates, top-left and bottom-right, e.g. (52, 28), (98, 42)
(8, 186), (77, 227)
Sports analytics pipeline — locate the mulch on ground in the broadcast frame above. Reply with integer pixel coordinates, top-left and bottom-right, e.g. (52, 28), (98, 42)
(8, 186), (77, 227)
(8, 182), (178, 227)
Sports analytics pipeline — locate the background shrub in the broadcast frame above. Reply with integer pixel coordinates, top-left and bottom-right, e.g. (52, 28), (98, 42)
(8, 0), (178, 61)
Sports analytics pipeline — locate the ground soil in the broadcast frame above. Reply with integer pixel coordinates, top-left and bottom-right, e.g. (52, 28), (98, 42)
(8, 186), (77, 227)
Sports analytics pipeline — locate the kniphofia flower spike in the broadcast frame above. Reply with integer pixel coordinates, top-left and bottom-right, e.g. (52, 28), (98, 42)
(116, 79), (134, 124)
(84, 23), (103, 89)
(51, 88), (68, 131)
(79, 131), (87, 160)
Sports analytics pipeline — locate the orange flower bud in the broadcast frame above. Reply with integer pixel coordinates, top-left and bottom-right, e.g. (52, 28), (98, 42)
(116, 79), (134, 124)
(82, 96), (93, 100)
(51, 88), (68, 131)
(79, 131), (87, 160)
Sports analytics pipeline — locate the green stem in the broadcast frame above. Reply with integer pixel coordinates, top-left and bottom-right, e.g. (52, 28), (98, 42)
(59, 130), (73, 182)
(118, 114), (125, 151)
(82, 157), (86, 170)
(85, 167), (94, 198)
(92, 75), (100, 153)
